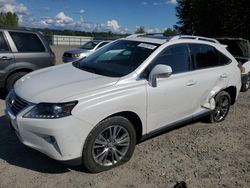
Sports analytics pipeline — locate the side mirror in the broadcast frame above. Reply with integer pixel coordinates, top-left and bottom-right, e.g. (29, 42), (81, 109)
(148, 64), (172, 87)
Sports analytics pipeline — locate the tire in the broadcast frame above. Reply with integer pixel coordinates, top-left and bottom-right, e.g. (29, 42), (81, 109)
(82, 116), (137, 173)
(6, 72), (28, 92)
(241, 74), (250, 92)
(208, 91), (231, 123)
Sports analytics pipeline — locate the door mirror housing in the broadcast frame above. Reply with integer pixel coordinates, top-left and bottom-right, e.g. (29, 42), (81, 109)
(148, 64), (172, 87)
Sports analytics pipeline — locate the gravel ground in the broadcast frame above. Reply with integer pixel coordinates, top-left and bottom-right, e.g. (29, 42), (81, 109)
(0, 91), (249, 188)
(0, 45), (249, 187)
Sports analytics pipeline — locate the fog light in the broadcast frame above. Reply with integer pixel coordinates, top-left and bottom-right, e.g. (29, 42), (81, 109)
(44, 135), (56, 144)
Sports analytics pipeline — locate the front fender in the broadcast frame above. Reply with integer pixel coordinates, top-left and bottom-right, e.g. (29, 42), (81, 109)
(70, 81), (147, 135)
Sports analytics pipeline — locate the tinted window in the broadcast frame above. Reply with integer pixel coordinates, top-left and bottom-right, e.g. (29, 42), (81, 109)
(218, 52), (231, 65)
(74, 40), (159, 77)
(9, 32), (45, 52)
(0, 32), (10, 52)
(190, 44), (219, 69)
(217, 39), (250, 58)
(80, 41), (99, 50)
(149, 44), (191, 74)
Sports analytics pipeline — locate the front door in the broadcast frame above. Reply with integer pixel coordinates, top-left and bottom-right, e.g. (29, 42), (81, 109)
(146, 44), (198, 133)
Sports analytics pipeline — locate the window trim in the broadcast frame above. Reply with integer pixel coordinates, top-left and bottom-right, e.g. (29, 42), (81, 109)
(0, 31), (11, 53)
(8, 31), (46, 53)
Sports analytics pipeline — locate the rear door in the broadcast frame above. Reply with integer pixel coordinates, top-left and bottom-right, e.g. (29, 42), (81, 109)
(7, 31), (52, 69)
(0, 31), (15, 85)
(188, 43), (231, 113)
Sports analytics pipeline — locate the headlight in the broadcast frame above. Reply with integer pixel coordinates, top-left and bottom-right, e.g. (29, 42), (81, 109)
(73, 53), (81, 57)
(23, 101), (78, 119)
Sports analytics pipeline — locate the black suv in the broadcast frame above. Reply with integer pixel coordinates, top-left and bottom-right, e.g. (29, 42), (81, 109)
(217, 38), (250, 91)
(0, 27), (55, 93)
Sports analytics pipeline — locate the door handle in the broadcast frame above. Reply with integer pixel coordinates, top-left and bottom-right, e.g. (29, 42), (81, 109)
(220, 74), (228, 79)
(1, 56), (12, 60)
(186, 80), (197, 86)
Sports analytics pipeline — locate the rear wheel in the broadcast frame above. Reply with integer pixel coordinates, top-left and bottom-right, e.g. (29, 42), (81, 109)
(241, 74), (250, 92)
(83, 116), (136, 173)
(6, 72), (28, 92)
(208, 91), (231, 123)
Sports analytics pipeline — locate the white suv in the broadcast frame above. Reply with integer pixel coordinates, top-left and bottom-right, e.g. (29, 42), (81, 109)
(5, 34), (241, 173)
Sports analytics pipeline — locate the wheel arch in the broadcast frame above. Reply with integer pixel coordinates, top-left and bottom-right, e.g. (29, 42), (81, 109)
(5, 68), (33, 87)
(223, 86), (237, 105)
(104, 111), (143, 143)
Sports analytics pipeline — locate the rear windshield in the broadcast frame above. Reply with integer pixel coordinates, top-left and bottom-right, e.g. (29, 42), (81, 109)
(74, 40), (159, 77)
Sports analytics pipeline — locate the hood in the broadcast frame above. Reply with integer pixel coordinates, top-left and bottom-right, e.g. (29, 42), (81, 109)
(65, 49), (91, 54)
(14, 63), (119, 103)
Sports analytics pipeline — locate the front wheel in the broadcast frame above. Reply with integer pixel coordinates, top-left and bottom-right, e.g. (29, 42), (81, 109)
(82, 116), (136, 173)
(208, 91), (231, 123)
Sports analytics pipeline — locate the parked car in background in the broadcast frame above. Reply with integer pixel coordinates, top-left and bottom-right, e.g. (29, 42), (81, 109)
(217, 38), (250, 91)
(62, 40), (110, 63)
(0, 27), (55, 93)
(5, 34), (241, 173)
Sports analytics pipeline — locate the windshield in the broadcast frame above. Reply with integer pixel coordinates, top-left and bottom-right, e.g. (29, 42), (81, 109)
(79, 41), (100, 50)
(73, 40), (159, 77)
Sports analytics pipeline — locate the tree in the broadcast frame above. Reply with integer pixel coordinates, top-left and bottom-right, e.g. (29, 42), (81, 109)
(135, 26), (145, 34)
(175, 0), (250, 41)
(164, 28), (177, 36)
(0, 12), (19, 27)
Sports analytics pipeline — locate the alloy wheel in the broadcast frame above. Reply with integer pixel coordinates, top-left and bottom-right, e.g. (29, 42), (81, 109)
(92, 125), (130, 167)
(214, 95), (230, 122)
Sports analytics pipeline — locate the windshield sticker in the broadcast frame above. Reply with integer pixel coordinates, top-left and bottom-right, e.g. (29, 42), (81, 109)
(138, 43), (157, 50)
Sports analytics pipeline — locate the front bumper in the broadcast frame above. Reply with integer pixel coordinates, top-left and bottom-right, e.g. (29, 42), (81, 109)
(5, 102), (94, 165)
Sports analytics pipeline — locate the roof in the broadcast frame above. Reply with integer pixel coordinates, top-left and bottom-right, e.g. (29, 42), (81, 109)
(125, 33), (220, 45)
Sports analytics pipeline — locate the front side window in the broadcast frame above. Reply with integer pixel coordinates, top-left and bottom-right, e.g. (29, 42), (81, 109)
(145, 44), (191, 76)
(0, 32), (10, 52)
(74, 40), (159, 77)
(190, 44), (219, 69)
(9, 31), (45, 52)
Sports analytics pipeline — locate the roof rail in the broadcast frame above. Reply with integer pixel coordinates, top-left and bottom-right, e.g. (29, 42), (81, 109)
(0, 25), (36, 31)
(170, 35), (220, 44)
(126, 33), (146, 38)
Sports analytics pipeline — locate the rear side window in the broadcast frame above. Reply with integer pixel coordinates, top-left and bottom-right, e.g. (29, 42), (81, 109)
(190, 44), (219, 69)
(96, 42), (109, 49)
(9, 31), (45, 52)
(150, 44), (191, 74)
(0, 32), (10, 52)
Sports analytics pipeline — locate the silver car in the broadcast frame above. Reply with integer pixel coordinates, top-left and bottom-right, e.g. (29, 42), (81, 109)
(62, 40), (110, 63)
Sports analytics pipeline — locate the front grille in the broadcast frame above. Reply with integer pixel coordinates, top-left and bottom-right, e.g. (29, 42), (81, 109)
(8, 92), (29, 116)
(63, 52), (72, 58)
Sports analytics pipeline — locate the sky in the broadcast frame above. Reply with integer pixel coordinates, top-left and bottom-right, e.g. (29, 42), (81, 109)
(0, 0), (178, 33)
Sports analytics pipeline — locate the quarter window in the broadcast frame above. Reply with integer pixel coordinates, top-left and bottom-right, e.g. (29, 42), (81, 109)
(150, 44), (191, 74)
(9, 31), (45, 52)
(218, 51), (231, 65)
(0, 32), (10, 52)
(190, 44), (219, 69)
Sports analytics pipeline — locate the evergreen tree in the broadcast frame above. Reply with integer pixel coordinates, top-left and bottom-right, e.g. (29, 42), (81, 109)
(175, 0), (250, 40)
(0, 12), (19, 27)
